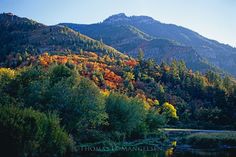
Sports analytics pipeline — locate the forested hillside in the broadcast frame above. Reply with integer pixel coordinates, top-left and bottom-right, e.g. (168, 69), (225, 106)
(62, 13), (236, 76)
(0, 13), (125, 64)
(104, 13), (236, 76)
(0, 13), (236, 157)
(61, 23), (217, 73)
(1, 51), (236, 156)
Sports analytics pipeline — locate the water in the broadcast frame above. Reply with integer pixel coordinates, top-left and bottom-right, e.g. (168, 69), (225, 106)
(76, 131), (236, 157)
(77, 147), (236, 157)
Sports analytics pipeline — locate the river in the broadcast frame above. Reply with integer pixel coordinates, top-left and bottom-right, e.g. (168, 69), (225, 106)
(76, 128), (236, 157)
(77, 148), (236, 157)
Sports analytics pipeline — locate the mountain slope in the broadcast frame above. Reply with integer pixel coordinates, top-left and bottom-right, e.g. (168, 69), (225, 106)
(103, 13), (236, 76)
(61, 22), (217, 73)
(62, 13), (235, 76)
(0, 13), (126, 64)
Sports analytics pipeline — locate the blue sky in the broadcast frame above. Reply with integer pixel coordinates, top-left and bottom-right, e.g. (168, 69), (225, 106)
(1, 0), (235, 47)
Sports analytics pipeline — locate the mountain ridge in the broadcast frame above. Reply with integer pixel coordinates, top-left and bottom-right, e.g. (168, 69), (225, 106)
(0, 13), (126, 65)
(61, 22), (220, 73)
(62, 13), (236, 76)
(104, 13), (235, 48)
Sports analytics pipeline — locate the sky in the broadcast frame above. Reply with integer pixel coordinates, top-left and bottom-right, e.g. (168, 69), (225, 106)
(0, 0), (235, 47)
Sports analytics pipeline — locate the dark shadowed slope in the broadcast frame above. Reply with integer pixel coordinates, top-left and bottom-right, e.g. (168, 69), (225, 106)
(61, 24), (218, 73)
(0, 13), (126, 63)
(103, 13), (236, 76)
(61, 13), (235, 76)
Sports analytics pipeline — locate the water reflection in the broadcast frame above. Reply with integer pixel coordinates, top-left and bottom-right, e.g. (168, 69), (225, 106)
(78, 148), (236, 157)
(165, 147), (174, 156)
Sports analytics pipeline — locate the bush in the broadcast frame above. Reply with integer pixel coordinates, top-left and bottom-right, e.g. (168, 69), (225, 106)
(72, 78), (108, 130)
(0, 106), (74, 157)
(6, 65), (108, 142)
(0, 68), (17, 105)
(105, 93), (146, 137)
(146, 110), (166, 132)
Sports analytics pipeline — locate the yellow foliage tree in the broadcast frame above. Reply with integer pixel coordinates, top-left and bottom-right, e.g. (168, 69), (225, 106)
(162, 102), (178, 119)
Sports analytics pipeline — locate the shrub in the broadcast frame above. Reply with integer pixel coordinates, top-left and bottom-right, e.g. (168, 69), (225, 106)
(0, 106), (74, 157)
(146, 110), (166, 132)
(2, 65), (108, 143)
(0, 68), (17, 105)
(105, 93), (146, 137)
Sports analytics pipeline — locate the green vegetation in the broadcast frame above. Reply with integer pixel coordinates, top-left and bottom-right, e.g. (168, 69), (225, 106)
(186, 132), (236, 148)
(0, 13), (236, 156)
(105, 93), (146, 139)
(0, 105), (73, 157)
(0, 64), (173, 156)
(1, 55), (235, 155)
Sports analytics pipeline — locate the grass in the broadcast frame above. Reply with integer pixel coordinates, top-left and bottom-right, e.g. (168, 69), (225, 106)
(185, 132), (236, 148)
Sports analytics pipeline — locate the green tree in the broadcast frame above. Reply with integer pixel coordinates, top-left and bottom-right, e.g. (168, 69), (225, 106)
(138, 48), (144, 61)
(0, 68), (17, 105)
(72, 78), (108, 131)
(10, 65), (108, 142)
(49, 64), (76, 85)
(146, 110), (166, 132)
(105, 93), (146, 136)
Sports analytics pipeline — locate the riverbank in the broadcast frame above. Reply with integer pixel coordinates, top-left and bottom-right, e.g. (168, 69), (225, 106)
(75, 130), (236, 157)
(163, 128), (236, 133)
(185, 132), (236, 148)
(76, 129), (236, 153)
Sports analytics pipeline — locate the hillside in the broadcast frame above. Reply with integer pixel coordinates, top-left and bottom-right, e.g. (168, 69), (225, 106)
(0, 13), (126, 66)
(61, 23), (154, 52)
(62, 23), (216, 73)
(0, 13), (236, 156)
(104, 13), (236, 76)
(0, 12), (235, 128)
(12, 51), (236, 129)
(1, 13), (235, 128)
(61, 13), (236, 76)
